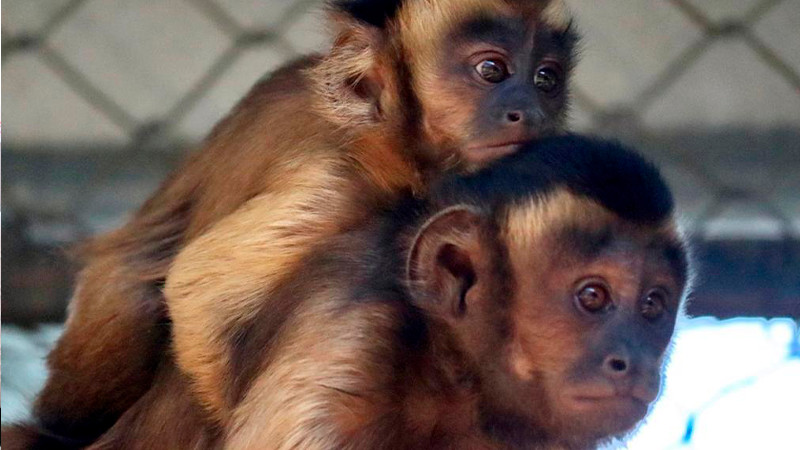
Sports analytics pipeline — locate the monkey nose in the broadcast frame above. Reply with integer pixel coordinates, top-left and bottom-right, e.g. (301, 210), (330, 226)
(603, 354), (631, 377)
(505, 111), (523, 123)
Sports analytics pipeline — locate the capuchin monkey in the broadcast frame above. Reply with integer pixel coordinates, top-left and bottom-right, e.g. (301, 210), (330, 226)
(18, 0), (578, 444)
(4, 136), (691, 449)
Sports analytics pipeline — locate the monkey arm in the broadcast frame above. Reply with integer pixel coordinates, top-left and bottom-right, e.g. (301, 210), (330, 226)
(219, 291), (501, 450)
(222, 298), (402, 450)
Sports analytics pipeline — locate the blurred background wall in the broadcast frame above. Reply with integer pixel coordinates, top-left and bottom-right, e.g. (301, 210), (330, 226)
(2, 0), (800, 323)
(2, 0), (799, 447)
(2, 0), (799, 324)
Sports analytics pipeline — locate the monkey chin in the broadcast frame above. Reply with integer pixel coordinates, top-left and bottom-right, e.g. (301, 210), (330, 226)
(571, 396), (647, 430)
(550, 395), (651, 448)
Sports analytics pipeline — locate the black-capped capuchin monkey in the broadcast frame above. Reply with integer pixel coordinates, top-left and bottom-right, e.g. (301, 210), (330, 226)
(213, 135), (691, 449)
(4, 135), (691, 449)
(17, 0), (579, 444)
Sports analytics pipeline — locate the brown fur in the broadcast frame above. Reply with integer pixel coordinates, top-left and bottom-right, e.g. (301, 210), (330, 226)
(86, 362), (220, 450)
(26, 0), (574, 443)
(74, 187), (686, 449)
(7, 144), (689, 448)
(216, 189), (688, 448)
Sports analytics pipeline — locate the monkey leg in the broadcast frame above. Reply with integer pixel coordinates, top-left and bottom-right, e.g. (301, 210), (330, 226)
(86, 361), (218, 450)
(31, 186), (191, 441)
(33, 255), (169, 442)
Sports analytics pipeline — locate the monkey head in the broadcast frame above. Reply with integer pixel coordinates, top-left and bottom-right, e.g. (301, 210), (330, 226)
(406, 136), (691, 448)
(315, 0), (577, 170)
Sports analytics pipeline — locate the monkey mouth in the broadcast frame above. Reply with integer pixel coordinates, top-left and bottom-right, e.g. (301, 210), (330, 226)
(564, 384), (653, 421)
(567, 380), (659, 404)
(463, 140), (528, 165)
(570, 394), (645, 409)
(568, 394), (648, 427)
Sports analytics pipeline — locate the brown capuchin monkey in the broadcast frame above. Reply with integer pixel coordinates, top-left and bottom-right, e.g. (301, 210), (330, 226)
(16, 0), (578, 445)
(8, 135), (690, 449)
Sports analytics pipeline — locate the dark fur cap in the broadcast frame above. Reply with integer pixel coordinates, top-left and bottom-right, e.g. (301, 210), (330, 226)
(435, 134), (675, 225)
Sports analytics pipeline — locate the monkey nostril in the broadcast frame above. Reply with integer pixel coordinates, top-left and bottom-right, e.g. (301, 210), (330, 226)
(506, 111), (522, 123)
(605, 356), (629, 374)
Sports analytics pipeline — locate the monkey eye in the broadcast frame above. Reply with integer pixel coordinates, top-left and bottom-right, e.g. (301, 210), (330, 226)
(475, 59), (510, 83)
(641, 289), (667, 320)
(534, 64), (562, 94)
(575, 282), (611, 314)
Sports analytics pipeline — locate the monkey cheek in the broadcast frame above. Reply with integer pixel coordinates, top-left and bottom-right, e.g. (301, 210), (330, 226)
(507, 341), (536, 381)
(632, 375), (663, 405)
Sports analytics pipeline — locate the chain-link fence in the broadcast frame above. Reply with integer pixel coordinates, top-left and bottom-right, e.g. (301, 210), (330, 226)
(2, 1), (799, 320)
(2, 2), (800, 447)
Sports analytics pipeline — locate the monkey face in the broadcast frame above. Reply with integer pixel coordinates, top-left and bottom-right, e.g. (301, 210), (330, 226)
(400, 0), (577, 169)
(408, 188), (687, 448)
(493, 191), (688, 446)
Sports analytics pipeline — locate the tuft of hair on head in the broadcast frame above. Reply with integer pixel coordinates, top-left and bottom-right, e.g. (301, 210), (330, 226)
(532, 134), (675, 224)
(433, 134), (676, 226)
(329, 0), (406, 28)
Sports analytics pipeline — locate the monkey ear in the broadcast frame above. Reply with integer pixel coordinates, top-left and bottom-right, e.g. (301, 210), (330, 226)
(310, 8), (393, 127)
(407, 206), (488, 319)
